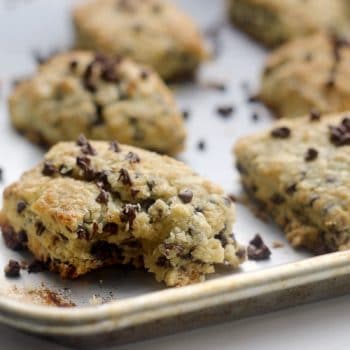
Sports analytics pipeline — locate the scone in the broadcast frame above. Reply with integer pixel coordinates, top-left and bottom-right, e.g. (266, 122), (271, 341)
(73, 0), (207, 81)
(228, 0), (350, 47)
(235, 111), (350, 254)
(9, 52), (186, 156)
(0, 138), (245, 286)
(260, 34), (350, 119)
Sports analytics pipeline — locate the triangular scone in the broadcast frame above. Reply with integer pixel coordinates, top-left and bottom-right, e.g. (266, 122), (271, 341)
(9, 52), (186, 156)
(1, 139), (245, 286)
(73, 0), (207, 80)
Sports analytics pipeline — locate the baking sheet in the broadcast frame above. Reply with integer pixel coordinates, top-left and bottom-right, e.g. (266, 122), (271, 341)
(0, 0), (313, 307)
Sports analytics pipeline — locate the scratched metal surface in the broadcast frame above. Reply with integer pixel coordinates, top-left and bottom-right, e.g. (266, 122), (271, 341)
(1, 1), (348, 347)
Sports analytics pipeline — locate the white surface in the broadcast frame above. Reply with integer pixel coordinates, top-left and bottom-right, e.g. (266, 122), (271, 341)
(1, 294), (350, 349)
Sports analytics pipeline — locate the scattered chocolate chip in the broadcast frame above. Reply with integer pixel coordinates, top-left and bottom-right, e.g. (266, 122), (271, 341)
(247, 95), (260, 103)
(125, 152), (140, 163)
(309, 110), (321, 122)
(120, 204), (139, 229)
(76, 134), (88, 146)
(2, 226), (27, 251)
(90, 240), (123, 261)
(35, 222), (45, 236)
(178, 189), (193, 204)
(271, 126), (291, 139)
(197, 139), (206, 151)
(286, 183), (297, 195)
(156, 255), (171, 268)
(28, 260), (47, 273)
(247, 234), (271, 261)
(42, 161), (56, 176)
(81, 141), (96, 156)
(16, 201), (27, 214)
(215, 231), (228, 247)
(118, 168), (132, 186)
(103, 223), (119, 235)
(329, 117), (350, 146)
(76, 225), (90, 240)
(251, 113), (259, 122)
(76, 156), (95, 181)
(96, 189), (109, 204)
(270, 193), (285, 205)
(216, 105), (234, 118)
(305, 148), (318, 162)
(109, 141), (121, 152)
(4, 260), (20, 278)
(182, 109), (190, 120)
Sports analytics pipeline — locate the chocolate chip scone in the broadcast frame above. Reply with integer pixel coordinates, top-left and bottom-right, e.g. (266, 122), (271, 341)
(0, 138), (244, 286)
(228, 0), (350, 47)
(9, 52), (186, 156)
(73, 0), (207, 81)
(235, 112), (350, 254)
(260, 34), (350, 118)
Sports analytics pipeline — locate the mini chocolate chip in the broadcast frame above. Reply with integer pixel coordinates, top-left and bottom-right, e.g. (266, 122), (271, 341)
(182, 109), (190, 120)
(270, 193), (285, 205)
(120, 204), (139, 229)
(309, 110), (321, 122)
(197, 140), (206, 151)
(125, 152), (140, 163)
(42, 161), (56, 176)
(156, 255), (171, 268)
(286, 183), (297, 195)
(103, 223), (119, 235)
(271, 127), (291, 139)
(118, 168), (132, 186)
(90, 241), (123, 261)
(69, 60), (78, 71)
(77, 225), (89, 240)
(96, 189), (109, 204)
(4, 260), (20, 278)
(216, 105), (234, 118)
(305, 148), (318, 162)
(178, 189), (193, 204)
(109, 141), (121, 152)
(247, 234), (271, 261)
(28, 260), (47, 273)
(140, 69), (149, 80)
(35, 222), (45, 236)
(215, 231), (228, 247)
(16, 201), (27, 214)
(251, 113), (259, 122)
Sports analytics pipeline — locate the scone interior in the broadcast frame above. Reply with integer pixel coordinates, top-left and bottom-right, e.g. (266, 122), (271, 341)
(260, 33), (350, 118)
(234, 112), (350, 254)
(73, 0), (207, 81)
(1, 139), (245, 286)
(9, 51), (186, 156)
(229, 0), (350, 47)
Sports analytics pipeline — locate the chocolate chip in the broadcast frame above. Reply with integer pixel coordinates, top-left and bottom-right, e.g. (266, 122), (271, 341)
(271, 126), (291, 139)
(109, 141), (121, 152)
(69, 60), (78, 71)
(156, 255), (171, 268)
(42, 161), (56, 176)
(118, 168), (132, 186)
(329, 116), (350, 146)
(79, 139), (97, 156)
(140, 70), (149, 80)
(247, 234), (271, 261)
(182, 109), (190, 120)
(77, 225), (89, 240)
(2, 226), (27, 251)
(0, 168), (3, 182)
(197, 140), (206, 151)
(76, 156), (95, 181)
(270, 193), (285, 205)
(103, 223), (119, 235)
(215, 231), (228, 247)
(96, 189), (109, 204)
(16, 201), (27, 214)
(286, 183), (297, 195)
(247, 95), (260, 103)
(35, 222), (45, 236)
(216, 105), (234, 118)
(178, 189), (193, 204)
(95, 170), (111, 191)
(228, 194), (237, 202)
(125, 152), (140, 163)
(90, 241), (123, 261)
(28, 260), (47, 273)
(120, 204), (139, 229)
(4, 260), (20, 278)
(305, 148), (318, 162)
(309, 110), (321, 122)
(251, 113), (259, 122)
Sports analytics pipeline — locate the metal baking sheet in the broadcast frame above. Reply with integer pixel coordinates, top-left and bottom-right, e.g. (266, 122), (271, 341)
(1, 0), (350, 348)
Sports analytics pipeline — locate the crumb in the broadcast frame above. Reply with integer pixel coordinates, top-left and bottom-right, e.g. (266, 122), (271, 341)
(89, 294), (104, 305)
(247, 234), (271, 261)
(182, 109), (190, 120)
(216, 105), (235, 118)
(4, 259), (20, 278)
(28, 260), (47, 273)
(251, 113), (259, 122)
(272, 241), (284, 248)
